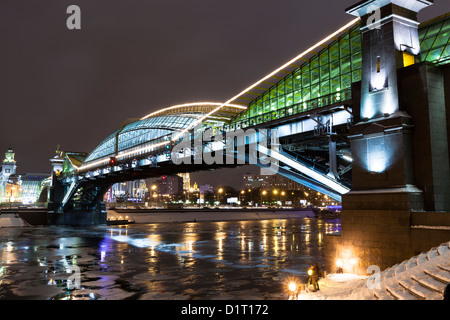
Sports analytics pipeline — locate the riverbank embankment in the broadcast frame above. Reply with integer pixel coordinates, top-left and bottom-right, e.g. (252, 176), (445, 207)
(108, 208), (316, 224)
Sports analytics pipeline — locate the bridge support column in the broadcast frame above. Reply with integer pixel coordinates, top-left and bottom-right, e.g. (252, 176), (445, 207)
(325, 0), (450, 275)
(47, 153), (65, 213)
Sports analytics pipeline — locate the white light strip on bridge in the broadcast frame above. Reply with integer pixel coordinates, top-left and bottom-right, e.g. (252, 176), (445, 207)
(140, 102), (247, 120)
(76, 18), (360, 171)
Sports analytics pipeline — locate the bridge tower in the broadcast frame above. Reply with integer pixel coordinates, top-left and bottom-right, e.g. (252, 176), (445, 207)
(325, 0), (450, 274)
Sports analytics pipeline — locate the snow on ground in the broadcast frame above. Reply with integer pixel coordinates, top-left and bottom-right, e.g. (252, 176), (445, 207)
(296, 273), (369, 300)
(0, 214), (31, 228)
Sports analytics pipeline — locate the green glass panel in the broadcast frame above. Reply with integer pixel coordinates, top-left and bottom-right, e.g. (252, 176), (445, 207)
(330, 60), (340, 78)
(340, 35), (350, 57)
(277, 81), (285, 96)
(350, 26), (360, 38)
(311, 56), (319, 70)
(425, 22), (443, 39)
(435, 32), (450, 47)
(285, 76), (293, 93)
(319, 97), (330, 107)
(426, 47), (444, 62)
(311, 84), (320, 98)
(418, 27), (428, 40)
(294, 90), (302, 104)
(270, 87), (277, 99)
(249, 103), (257, 117)
(341, 73), (352, 90)
(302, 62), (310, 73)
(263, 100), (271, 113)
(320, 50), (329, 66)
(279, 108), (286, 119)
(442, 19), (450, 32)
(311, 68), (320, 85)
(294, 73), (302, 91)
(257, 99), (263, 115)
(330, 43), (340, 61)
(320, 64), (330, 80)
(341, 55), (351, 74)
(421, 51), (429, 61)
(278, 96), (286, 109)
(264, 114), (271, 122)
(351, 51), (362, 70)
(422, 37), (436, 50)
(270, 99), (277, 111)
(352, 69), (362, 83)
(442, 44), (450, 60)
(350, 35), (362, 54)
(256, 116), (263, 124)
(286, 93), (293, 107)
(292, 105), (298, 114)
(302, 87), (311, 101)
(320, 80), (330, 96)
(287, 106), (294, 116)
(263, 92), (270, 104)
(302, 71), (310, 87)
(272, 111), (279, 120)
(331, 76), (340, 93)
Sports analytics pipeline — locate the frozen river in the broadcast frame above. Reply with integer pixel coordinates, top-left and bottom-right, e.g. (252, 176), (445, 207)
(0, 218), (340, 300)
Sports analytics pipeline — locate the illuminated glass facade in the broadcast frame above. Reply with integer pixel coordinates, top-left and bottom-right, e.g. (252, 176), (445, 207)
(419, 14), (450, 65)
(231, 14), (450, 128)
(84, 115), (198, 163)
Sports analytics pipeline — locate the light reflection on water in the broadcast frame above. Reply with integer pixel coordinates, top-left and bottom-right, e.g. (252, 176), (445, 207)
(0, 218), (340, 300)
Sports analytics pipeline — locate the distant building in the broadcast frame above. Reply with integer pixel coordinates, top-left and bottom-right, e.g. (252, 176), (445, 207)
(0, 147), (50, 204)
(157, 175), (183, 195)
(177, 172), (191, 191)
(18, 173), (50, 204)
(199, 184), (214, 194)
(243, 173), (307, 191)
(104, 180), (147, 203)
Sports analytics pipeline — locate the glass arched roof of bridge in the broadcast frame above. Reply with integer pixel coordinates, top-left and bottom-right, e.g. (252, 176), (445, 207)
(81, 103), (246, 167)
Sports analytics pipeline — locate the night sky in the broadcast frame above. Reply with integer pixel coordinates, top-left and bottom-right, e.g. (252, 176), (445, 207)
(1, 0), (449, 189)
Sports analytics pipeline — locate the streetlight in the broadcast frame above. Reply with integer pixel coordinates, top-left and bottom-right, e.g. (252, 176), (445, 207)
(218, 188), (224, 206)
(273, 189), (279, 207)
(261, 190), (267, 206)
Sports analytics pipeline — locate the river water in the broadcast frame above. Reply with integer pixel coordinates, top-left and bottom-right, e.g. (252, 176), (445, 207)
(0, 218), (340, 300)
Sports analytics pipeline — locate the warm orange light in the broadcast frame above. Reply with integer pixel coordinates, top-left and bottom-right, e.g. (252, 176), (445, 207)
(288, 282), (297, 292)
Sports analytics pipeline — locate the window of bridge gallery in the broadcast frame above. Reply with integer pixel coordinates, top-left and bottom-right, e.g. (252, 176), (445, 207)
(285, 75), (293, 94)
(420, 17), (450, 64)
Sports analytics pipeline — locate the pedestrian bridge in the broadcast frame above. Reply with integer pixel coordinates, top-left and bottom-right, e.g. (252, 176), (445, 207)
(50, 13), (450, 217)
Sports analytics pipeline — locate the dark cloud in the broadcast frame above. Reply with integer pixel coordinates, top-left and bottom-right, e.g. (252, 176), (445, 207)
(1, 0), (449, 188)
